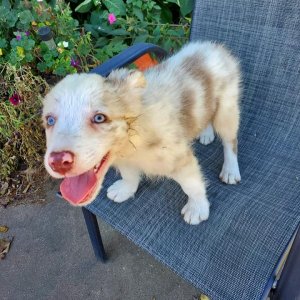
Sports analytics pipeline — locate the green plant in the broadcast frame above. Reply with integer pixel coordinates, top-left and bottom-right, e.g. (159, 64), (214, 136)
(0, 0), (99, 76)
(0, 64), (49, 183)
(72, 0), (192, 61)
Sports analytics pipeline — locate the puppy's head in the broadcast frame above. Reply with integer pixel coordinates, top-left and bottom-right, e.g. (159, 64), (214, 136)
(43, 70), (146, 206)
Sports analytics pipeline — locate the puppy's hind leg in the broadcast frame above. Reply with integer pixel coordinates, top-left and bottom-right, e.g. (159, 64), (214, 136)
(107, 164), (140, 203)
(213, 85), (241, 184)
(171, 152), (210, 225)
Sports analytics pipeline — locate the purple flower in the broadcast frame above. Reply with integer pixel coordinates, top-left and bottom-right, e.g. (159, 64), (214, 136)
(108, 13), (116, 25)
(16, 35), (21, 41)
(25, 31), (30, 36)
(70, 58), (80, 68)
(9, 93), (22, 106)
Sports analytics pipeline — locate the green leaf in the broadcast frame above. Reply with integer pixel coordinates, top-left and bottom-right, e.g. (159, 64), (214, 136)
(152, 35), (161, 44)
(23, 39), (35, 51)
(0, 39), (7, 48)
(164, 0), (179, 4)
(10, 38), (19, 48)
(179, 0), (194, 16)
(110, 28), (129, 36)
(9, 50), (22, 66)
(90, 10), (107, 25)
(153, 26), (161, 37)
(18, 10), (34, 24)
(160, 5), (172, 23)
(46, 60), (54, 68)
(96, 24), (113, 35)
(93, 0), (101, 5)
(25, 52), (34, 62)
(75, 0), (93, 13)
(94, 37), (108, 47)
(135, 0), (142, 8)
(133, 34), (148, 44)
(102, 0), (126, 16)
(0, 6), (10, 19)
(54, 65), (67, 76)
(167, 28), (184, 37)
(132, 7), (143, 21)
(111, 41), (127, 53)
(1, 0), (11, 9)
(95, 48), (110, 62)
(162, 39), (173, 51)
(77, 42), (91, 56)
(7, 12), (18, 28)
(43, 52), (53, 62)
(84, 24), (99, 38)
(37, 62), (48, 72)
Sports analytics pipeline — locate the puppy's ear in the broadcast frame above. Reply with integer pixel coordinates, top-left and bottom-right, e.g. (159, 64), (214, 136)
(107, 69), (146, 88)
(126, 70), (146, 88)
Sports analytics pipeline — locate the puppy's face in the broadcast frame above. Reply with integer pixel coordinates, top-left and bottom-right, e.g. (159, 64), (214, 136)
(43, 70), (145, 206)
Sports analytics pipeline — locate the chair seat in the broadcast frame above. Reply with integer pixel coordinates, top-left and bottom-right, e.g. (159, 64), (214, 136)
(87, 127), (300, 299)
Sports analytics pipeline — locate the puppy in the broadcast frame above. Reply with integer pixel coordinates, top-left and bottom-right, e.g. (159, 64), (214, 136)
(43, 41), (241, 225)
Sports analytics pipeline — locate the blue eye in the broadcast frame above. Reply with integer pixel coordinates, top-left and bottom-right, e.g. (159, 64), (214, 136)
(93, 113), (106, 124)
(46, 116), (56, 126)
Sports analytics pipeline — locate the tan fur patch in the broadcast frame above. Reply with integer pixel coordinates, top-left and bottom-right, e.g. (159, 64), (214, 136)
(180, 89), (198, 138)
(147, 136), (162, 148)
(102, 83), (141, 118)
(181, 56), (216, 126)
(232, 138), (238, 154)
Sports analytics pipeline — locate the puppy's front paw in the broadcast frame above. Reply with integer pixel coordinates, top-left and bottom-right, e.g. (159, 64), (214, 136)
(107, 180), (136, 203)
(219, 163), (241, 184)
(181, 198), (210, 225)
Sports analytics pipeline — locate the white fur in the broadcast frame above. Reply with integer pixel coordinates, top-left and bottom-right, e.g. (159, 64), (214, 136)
(107, 164), (140, 202)
(43, 41), (242, 225)
(219, 141), (241, 184)
(199, 123), (215, 145)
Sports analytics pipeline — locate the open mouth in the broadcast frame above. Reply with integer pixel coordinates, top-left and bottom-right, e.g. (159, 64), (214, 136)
(60, 153), (110, 205)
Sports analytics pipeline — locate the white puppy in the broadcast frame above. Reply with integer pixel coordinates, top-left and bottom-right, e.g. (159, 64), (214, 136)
(43, 41), (241, 225)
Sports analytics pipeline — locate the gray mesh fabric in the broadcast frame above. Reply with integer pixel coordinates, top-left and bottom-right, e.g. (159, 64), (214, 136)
(88, 1), (300, 299)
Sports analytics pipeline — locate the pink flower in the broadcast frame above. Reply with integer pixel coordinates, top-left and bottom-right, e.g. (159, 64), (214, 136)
(25, 31), (30, 36)
(16, 35), (21, 41)
(108, 13), (116, 25)
(9, 93), (22, 106)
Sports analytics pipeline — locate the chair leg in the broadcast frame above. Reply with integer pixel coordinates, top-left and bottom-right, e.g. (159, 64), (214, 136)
(81, 207), (107, 262)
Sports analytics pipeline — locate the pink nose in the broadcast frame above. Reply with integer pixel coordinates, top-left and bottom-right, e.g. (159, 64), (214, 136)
(48, 151), (74, 175)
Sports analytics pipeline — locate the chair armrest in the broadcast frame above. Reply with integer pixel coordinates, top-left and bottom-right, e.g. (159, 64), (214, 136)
(90, 43), (168, 77)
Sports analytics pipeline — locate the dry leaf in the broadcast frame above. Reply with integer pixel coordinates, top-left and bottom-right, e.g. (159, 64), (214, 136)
(0, 182), (9, 195)
(199, 294), (210, 300)
(0, 237), (13, 259)
(23, 183), (31, 194)
(0, 226), (9, 233)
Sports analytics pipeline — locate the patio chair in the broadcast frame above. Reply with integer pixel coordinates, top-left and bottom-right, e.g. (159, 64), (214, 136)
(60, 0), (300, 299)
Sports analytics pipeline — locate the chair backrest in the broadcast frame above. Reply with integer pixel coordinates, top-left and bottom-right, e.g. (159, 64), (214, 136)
(191, 0), (300, 162)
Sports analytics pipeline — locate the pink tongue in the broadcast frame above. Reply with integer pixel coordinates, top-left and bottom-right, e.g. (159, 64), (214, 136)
(60, 169), (97, 204)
